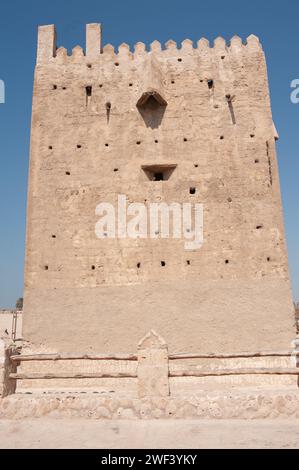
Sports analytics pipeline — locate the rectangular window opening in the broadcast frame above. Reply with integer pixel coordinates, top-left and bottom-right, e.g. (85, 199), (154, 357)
(86, 86), (92, 97)
(154, 172), (164, 181)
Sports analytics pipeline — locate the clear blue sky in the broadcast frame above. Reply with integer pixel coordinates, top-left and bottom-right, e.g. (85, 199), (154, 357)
(0, 0), (298, 308)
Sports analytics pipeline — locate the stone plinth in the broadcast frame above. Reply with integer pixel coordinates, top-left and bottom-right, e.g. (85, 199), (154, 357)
(137, 331), (169, 398)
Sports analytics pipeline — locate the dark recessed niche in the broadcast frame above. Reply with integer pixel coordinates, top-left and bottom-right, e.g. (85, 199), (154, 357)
(113, 168), (119, 172)
(225, 260), (229, 264)
(183, 138), (188, 142)
(99, 84), (103, 88)
(142, 164), (177, 181)
(86, 86), (92, 97)
(114, 62), (119, 66)
(91, 265), (96, 270)
(187, 260), (191, 266)
(190, 187), (196, 195)
(267, 257), (271, 262)
(65, 171), (71, 176)
(105, 143), (109, 147)
(255, 159), (260, 164)
(220, 136), (224, 140)
(136, 141), (141, 145)
(129, 83), (133, 87)
(105, 102), (111, 110)
(77, 145), (82, 149)
(208, 79), (214, 89)
(48, 146), (53, 150)
(137, 262), (141, 269)
(154, 139), (159, 143)
(256, 225), (263, 230)
(171, 80), (175, 84)
(161, 261), (166, 267)
(87, 63), (92, 68)
(177, 58), (182, 62)
(227, 197), (233, 203)
(221, 55), (225, 60)
(194, 164), (198, 168)
(53, 85), (57, 90)
(44, 265), (49, 271)
(52, 235), (56, 239)
(154, 172), (164, 181)
(62, 87), (66, 90)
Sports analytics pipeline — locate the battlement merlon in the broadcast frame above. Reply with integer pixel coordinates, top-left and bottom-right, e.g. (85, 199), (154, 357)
(86, 23), (102, 59)
(37, 25), (57, 64)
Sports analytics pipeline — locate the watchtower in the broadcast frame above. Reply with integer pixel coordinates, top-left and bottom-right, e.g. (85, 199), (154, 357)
(23, 23), (295, 356)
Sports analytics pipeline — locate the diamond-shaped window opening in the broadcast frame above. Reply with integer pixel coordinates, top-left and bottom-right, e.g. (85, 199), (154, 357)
(137, 90), (167, 109)
(142, 164), (177, 181)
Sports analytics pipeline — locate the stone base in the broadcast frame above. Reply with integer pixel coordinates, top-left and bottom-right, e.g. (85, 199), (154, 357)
(16, 353), (298, 391)
(1, 387), (299, 420)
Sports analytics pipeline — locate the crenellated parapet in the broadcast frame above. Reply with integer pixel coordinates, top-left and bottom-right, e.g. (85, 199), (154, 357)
(36, 23), (264, 66)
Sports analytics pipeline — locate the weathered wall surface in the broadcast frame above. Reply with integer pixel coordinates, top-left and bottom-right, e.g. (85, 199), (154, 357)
(23, 24), (295, 354)
(0, 339), (18, 398)
(0, 311), (22, 339)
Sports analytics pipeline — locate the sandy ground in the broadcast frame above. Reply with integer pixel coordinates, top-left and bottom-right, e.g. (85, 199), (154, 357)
(0, 419), (298, 449)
